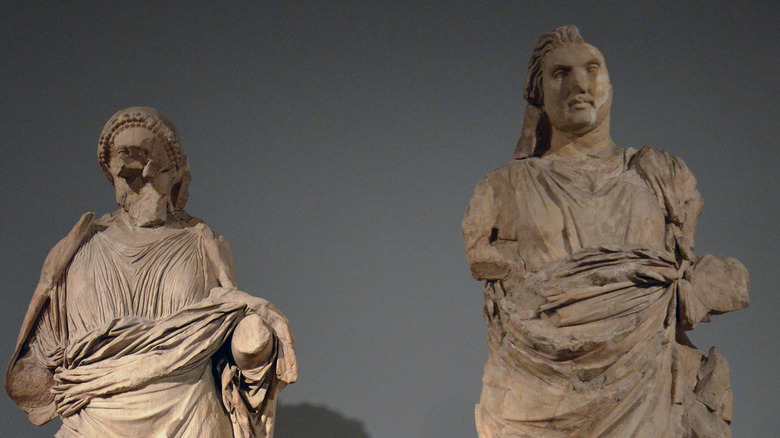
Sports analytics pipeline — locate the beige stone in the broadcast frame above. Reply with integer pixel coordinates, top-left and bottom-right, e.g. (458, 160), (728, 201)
(232, 313), (275, 370)
(5, 107), (297, 437)
(463, 26), (748, 437)
(688, 255), (749, 315)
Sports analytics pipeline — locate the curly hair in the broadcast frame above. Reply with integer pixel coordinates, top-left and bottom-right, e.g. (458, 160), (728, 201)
(97, 107), (190, 209)
(523, 25), (585, 107)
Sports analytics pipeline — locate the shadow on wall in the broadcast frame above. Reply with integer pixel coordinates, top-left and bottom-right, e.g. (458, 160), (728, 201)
(275, 402), (372, 438)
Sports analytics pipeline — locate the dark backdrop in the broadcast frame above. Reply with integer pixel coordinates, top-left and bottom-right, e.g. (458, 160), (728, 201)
(1, 1), (777, 437)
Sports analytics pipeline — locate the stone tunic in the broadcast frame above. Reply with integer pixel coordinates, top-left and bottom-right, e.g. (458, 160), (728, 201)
(463, 147), (735, 437)
(11, 212), (295, 438)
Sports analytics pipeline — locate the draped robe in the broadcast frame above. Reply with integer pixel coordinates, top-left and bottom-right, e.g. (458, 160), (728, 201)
(7, 212), (297, 438)
(463, 146), (746, 437)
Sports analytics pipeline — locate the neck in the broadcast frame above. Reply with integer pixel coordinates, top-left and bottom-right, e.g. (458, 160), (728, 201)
(117, 184), (170, 228)
(547, 116), (615, 159)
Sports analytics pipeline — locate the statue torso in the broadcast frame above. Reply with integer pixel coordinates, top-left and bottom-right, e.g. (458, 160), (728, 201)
(65, 217), (209, 338)
(491, 149), (666, 271)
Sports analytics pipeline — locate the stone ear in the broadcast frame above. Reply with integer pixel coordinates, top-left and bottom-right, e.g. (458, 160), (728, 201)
(170, 155), (191, 210)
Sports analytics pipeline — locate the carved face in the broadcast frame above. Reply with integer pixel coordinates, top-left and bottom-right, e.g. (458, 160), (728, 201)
(542, 43), (612, 135)
(109, 127), (175, 193)
(108, 127), (179, 225)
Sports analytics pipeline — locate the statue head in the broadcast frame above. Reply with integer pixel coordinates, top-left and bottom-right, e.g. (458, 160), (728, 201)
(98, 107), (191, 224)
(514, 25), (613, 158)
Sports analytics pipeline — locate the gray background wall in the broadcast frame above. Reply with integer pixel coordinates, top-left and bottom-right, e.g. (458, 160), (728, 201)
(1, 1), (777, 437)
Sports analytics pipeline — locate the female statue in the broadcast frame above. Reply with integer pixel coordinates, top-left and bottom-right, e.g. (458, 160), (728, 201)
(463, 26), (748, 437)
(6, 107), (297, 437)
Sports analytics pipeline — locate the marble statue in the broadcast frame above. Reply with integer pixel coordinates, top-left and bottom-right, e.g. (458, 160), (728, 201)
(6, 107), (297, 437)
(462, 26), (748, 437)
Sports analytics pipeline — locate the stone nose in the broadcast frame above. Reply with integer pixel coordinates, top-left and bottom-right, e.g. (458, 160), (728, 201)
(115, 148), (150, 180)
(142, 159), (164, 179)
(569, 67), (590, 95)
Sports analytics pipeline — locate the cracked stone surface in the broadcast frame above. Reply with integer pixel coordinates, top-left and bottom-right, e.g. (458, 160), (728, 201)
(463, 25), (748, 438)
(6, 107), (297, 437)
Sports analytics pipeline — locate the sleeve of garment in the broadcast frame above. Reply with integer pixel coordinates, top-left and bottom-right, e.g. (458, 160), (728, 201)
(193, 219), (238, 289)
(6, 212), (95, 425)
(628, 146), (703, 261)
(198, 221), (297, 438)
(629, 147), (748, 330)
(211, 286), (297, 438)
(462, 169), (523, 280)
(218, 345), (282, 438)
(6, 299), (62, 425)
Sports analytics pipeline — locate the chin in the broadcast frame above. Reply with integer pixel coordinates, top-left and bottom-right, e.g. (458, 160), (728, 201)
(563, 120), (597, 135)
(552, 109), (594, 133)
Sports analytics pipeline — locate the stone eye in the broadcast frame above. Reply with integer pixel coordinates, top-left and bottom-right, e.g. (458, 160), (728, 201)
(553, 68), (568, 80)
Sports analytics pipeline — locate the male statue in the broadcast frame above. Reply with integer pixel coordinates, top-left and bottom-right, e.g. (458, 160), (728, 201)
(6, 107), (297, 437)
(463, 26), (748, 437)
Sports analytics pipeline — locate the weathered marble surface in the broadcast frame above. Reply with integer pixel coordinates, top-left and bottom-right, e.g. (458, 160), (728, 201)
(463, 26), (748, 437)
(6, 107), (297, 437)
